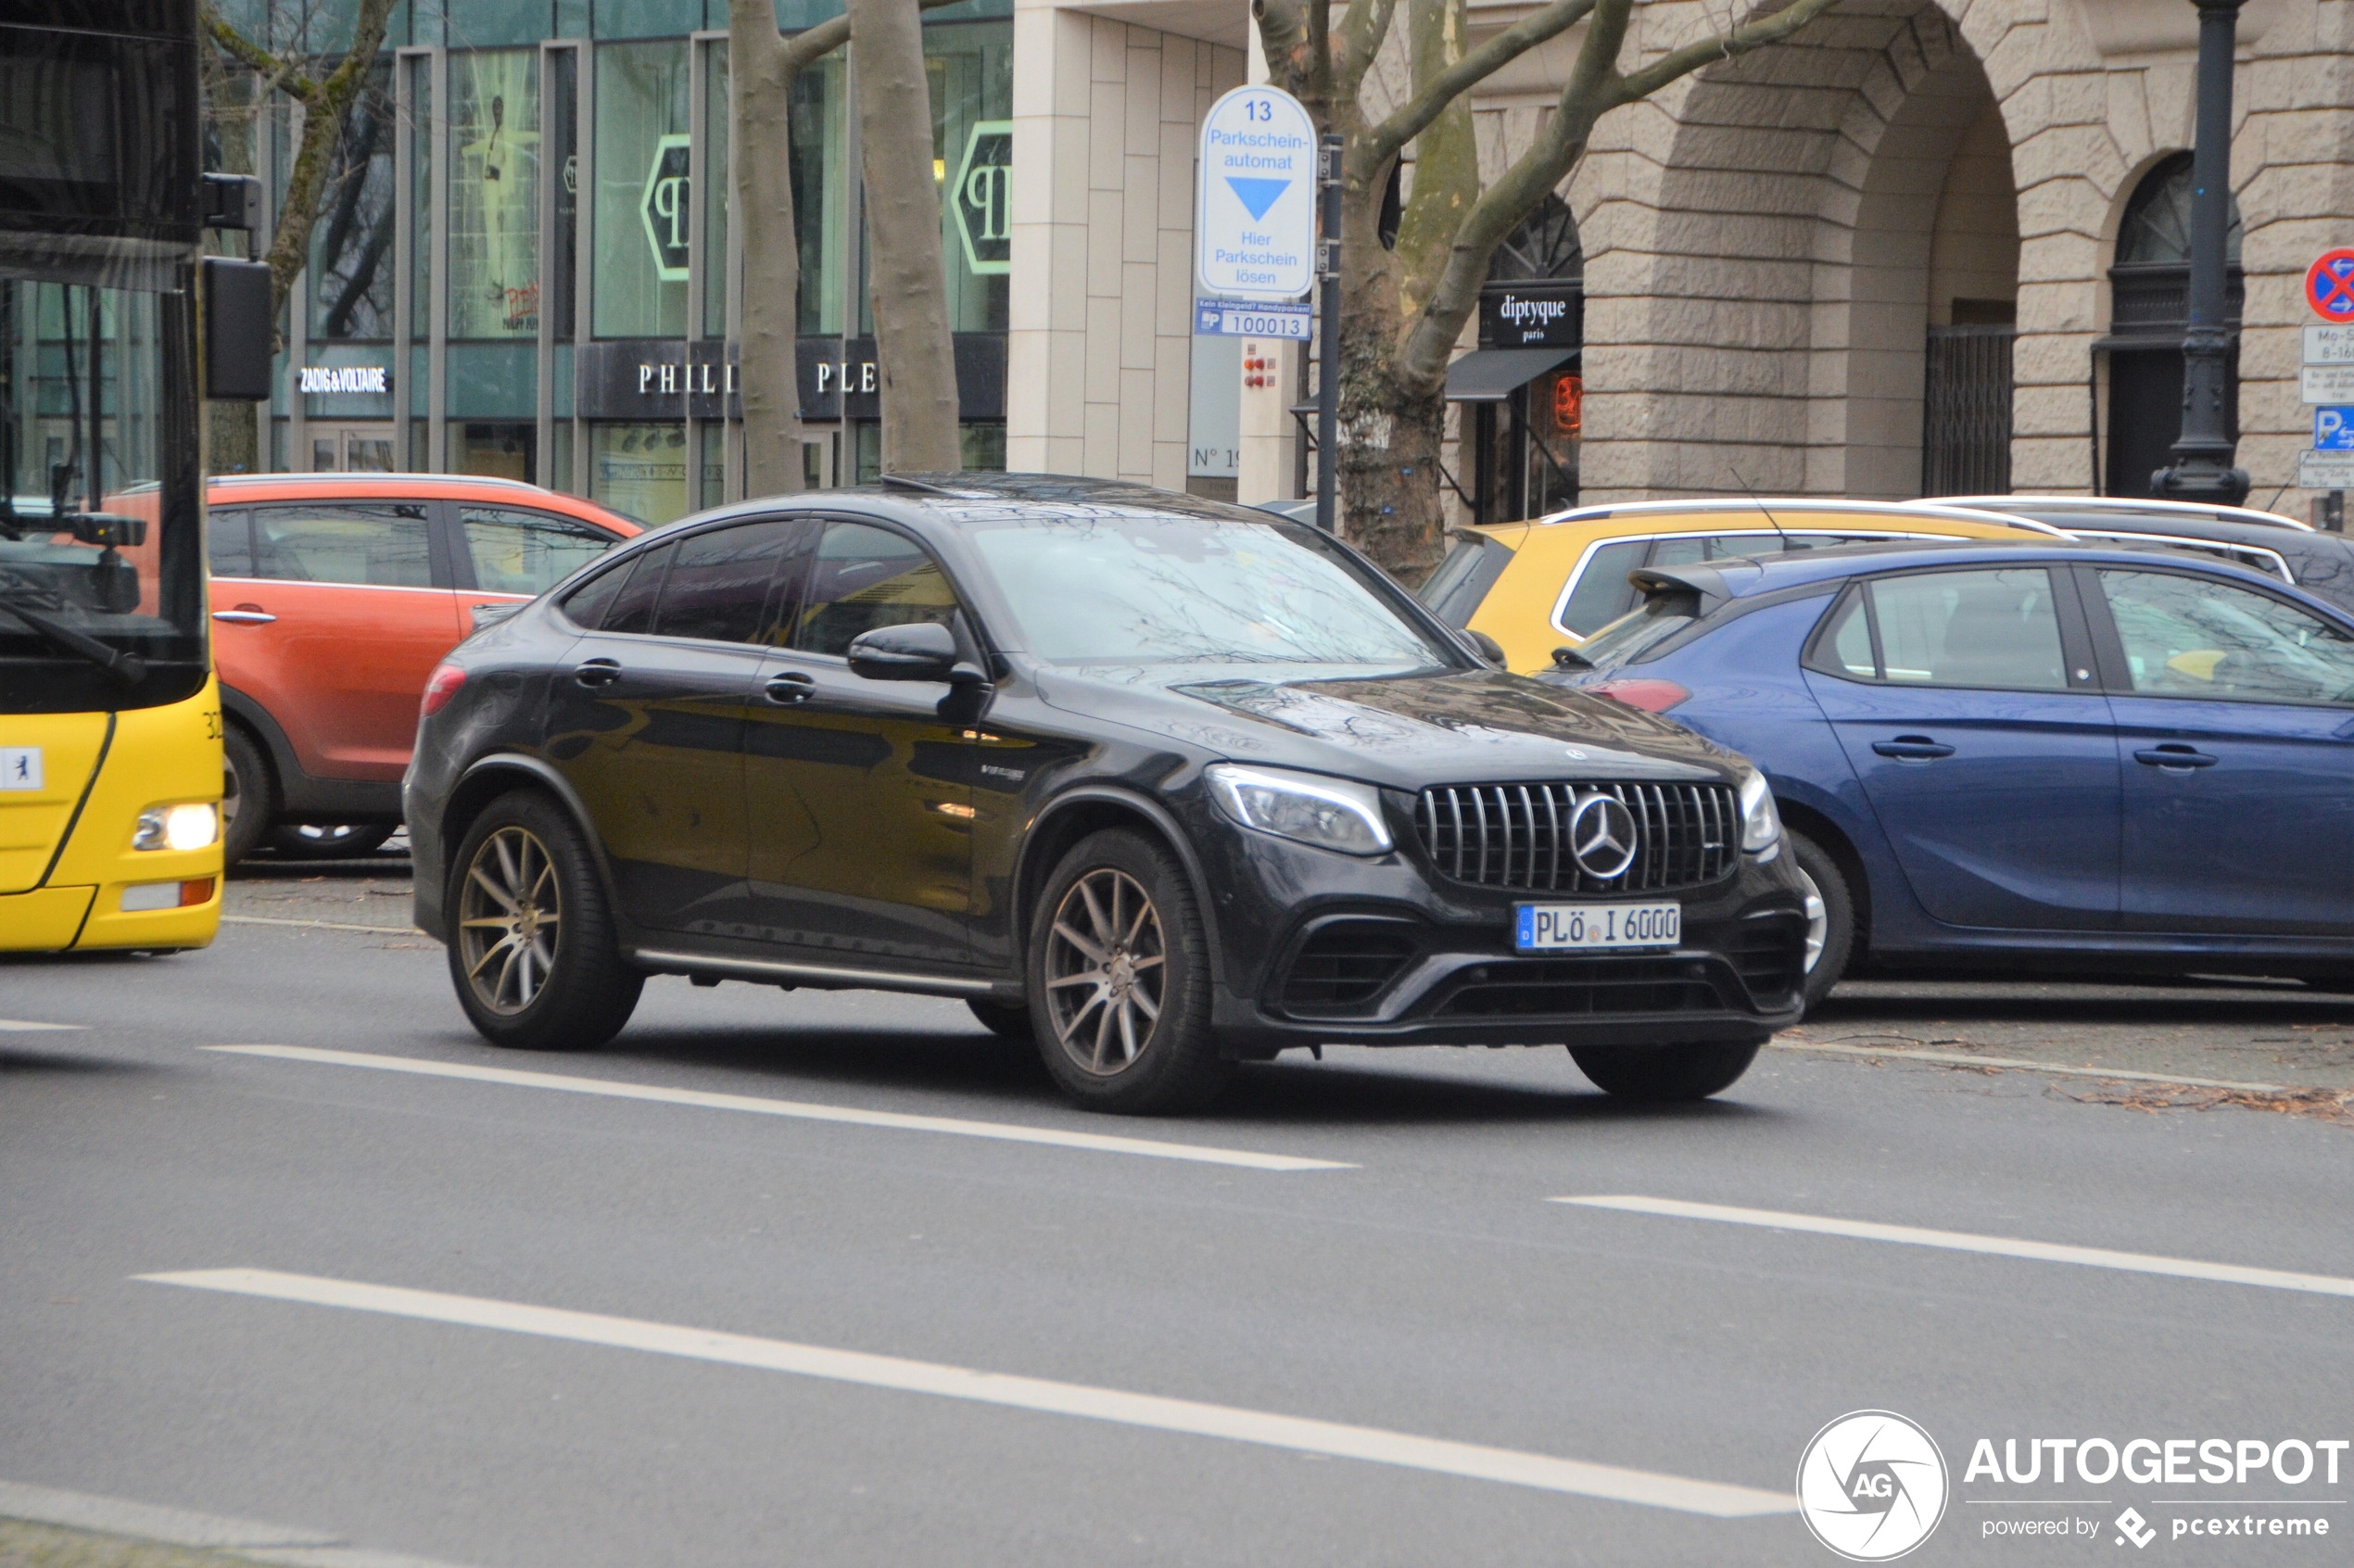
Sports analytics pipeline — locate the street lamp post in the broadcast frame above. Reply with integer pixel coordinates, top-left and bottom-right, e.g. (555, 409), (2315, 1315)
(2153, 0), (2250, 504)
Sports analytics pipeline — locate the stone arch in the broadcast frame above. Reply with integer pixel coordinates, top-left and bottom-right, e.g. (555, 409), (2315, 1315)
(1580, 0), (2020, 501)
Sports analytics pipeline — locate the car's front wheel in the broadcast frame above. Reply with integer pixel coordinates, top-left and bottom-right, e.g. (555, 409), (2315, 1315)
(1028, 828), (1228, 1114)
(1571, 1040), (1763, 1102)
(447, 790), (642, 1051)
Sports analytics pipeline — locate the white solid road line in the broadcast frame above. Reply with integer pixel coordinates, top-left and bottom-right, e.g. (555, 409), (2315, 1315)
(1554, 1195), (2354, 1299)
(202, 1044), (1352, 1171)
(0, 1477), (476, 1568)
(1768, 1037), (2289, 1094)
(221, 915), (421, 934)
(0, 1018), (83, 1031)
(137, 1268), (1793, 1519)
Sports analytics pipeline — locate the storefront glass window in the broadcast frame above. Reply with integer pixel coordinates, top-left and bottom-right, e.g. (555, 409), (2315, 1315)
(310, 60), (394, 341)
(593, 40), (690, 339)
(407, 52), (431, 343)
(926, 20), (1012, 334)
(449, 49), (541, 339)
(791, 54), (845, 335)
(702, 42), (728, 339)
(590, 422), (689, 525)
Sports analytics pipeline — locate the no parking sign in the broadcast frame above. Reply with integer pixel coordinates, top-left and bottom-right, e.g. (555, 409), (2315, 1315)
(2306, 249), (2354, 322)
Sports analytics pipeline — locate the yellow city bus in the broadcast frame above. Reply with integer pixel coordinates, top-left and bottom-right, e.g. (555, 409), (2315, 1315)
(1, 2), (259, 952)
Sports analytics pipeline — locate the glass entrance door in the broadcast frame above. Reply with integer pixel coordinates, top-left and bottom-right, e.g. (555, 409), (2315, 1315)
(308, 424), (398, 473)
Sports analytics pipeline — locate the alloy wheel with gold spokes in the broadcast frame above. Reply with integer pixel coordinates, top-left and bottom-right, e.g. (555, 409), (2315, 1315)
(457, 825), (563, 1016)
(1043, 866), (1166, 1076)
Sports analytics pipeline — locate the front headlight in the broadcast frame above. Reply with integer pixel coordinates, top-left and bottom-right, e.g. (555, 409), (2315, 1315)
(1205, 764), (1393, 855)
(1736, 766), (1781, 854)
(134, 802), (219, 852)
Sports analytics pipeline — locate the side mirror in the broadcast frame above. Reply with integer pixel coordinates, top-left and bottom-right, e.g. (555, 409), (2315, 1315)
(1463, 628), (1507, 665)
(846, 619), (982, 685)
(202, 257), (274, 401)
(1551, 644), (1592, 670)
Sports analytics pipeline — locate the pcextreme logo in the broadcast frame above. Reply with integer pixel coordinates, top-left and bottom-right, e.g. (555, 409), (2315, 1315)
(1798, 1410), (1951, 1562)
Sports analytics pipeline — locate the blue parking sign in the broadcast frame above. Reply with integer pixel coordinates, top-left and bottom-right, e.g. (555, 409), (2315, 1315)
(2316, 407), (2354, 450)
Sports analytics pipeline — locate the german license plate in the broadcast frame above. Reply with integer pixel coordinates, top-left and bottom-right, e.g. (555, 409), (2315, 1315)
(1514, 901), (1681, 953)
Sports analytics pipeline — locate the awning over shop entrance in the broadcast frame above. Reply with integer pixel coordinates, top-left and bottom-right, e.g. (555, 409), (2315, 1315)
(1443, 346), (1577, 402)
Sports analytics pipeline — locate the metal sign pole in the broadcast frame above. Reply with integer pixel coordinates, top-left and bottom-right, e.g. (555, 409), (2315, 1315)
(1314, 134), (1342, 533)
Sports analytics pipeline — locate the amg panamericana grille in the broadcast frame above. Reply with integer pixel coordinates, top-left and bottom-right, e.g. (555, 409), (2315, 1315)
(1411, 781), (1740, 894)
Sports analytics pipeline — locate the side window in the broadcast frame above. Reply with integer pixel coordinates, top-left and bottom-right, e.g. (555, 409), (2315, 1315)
(790, 521), (961, 656)
(1555, 538), (1649, 636)
(651, 521), (799, 644)
(600, 540), (676, 637)
(1646, 536), (1710, 568)
(1810, 590), (1878, 678)
(2095, 569), (2354, 706)
(1868, 568), (2067, 690)
(558, 558), (632, 630)
(461, 507), (620, 597)
(208, 508), (253, 578)
(251, 502), (435, 588)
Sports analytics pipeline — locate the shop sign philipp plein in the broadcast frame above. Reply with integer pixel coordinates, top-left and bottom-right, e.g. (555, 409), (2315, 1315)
(952, 121), (1012, 275)
(641, 134), (692, 283)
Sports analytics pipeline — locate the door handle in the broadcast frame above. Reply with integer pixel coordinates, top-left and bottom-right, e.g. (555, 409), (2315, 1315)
(1871, 736), (1954, 761)
(211, 609), (275, 625)
(765, 671), (816, 705)
(2134, 745), (2219, 770)
(574, 657), (622, 689)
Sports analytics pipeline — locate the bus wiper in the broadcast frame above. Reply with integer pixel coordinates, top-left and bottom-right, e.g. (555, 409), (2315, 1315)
(0, 596), (146, 684)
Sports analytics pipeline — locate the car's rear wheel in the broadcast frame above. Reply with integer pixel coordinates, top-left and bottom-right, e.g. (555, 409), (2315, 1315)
(220, 724), (275, 867)
(272, 823), (396, 859)
(1028, 829), (1228, 1114)
(447, 790), (642, 1051)
(1571, 1040), (1763, 1102)
(1789, 830), (1855, 1010)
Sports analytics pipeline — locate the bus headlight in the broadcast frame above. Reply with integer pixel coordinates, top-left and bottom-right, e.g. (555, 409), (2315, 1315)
(135, 803), (219, 852)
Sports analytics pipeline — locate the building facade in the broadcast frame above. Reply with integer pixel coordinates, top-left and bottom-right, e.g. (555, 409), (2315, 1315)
(234, 0), (2352, 528)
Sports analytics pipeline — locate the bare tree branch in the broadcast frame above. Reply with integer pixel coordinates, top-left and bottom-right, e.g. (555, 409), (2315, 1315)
(1361, 0), (1595, 170)
(1608, 0), (1844, 105)
(1334, 0), (1400, 94)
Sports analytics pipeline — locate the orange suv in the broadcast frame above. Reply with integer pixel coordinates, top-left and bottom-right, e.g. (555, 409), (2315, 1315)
(207, 474), (639, 864)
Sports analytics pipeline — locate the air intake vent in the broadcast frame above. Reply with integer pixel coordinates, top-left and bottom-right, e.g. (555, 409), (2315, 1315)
(1411, 782), (1739, 894)
(1731, 912), (1806, 1002)
(1281, 922), (1419, 1013)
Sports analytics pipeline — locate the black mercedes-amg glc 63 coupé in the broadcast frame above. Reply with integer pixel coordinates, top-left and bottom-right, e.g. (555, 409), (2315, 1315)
(407, 476), (1808, 1113)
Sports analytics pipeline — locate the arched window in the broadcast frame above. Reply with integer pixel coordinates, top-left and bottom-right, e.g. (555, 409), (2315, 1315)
(1489, 196), (1583, 285)
(2102, 155), (2242, 498)
(2115, 152), (2244, 267)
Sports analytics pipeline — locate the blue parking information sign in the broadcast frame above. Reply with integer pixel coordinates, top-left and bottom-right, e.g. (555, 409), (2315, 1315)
(2315, 406), (2354, 450)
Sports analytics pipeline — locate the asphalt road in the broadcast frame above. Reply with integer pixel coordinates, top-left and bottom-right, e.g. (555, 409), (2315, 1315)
(4, 854), (2349, 1567)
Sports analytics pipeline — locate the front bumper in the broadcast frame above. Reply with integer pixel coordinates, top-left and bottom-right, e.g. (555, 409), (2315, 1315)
(1186, 797), (1808, 1056)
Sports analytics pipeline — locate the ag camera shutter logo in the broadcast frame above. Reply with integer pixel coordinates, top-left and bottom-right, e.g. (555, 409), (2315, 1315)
(1797, 1410), (1949, 1561)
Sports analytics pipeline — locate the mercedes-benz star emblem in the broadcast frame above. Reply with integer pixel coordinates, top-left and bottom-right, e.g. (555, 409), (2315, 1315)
(1568, 791), (1639, 880)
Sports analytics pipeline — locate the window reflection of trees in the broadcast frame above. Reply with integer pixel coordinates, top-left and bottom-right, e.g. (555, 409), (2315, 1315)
(972, 515), (1445, 667)
(2103, 571), (2354, 704)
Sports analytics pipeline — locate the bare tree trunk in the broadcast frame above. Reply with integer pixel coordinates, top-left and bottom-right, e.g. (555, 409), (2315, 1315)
(731, 8), (807, 496)
(848, 0), (960, 473)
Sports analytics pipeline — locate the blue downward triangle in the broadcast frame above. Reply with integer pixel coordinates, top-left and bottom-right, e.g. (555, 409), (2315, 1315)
(1225, 176), (1290, 221)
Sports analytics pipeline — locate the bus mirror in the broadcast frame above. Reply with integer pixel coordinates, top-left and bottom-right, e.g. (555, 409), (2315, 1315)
(202, 174), (264, 236)
(69, 513), (147, 549)
(203, 258), (274, 401)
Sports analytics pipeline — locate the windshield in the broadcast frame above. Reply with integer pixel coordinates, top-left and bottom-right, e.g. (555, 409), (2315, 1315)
(967, 512), (1461, 671)
(0, 244), (205, 707)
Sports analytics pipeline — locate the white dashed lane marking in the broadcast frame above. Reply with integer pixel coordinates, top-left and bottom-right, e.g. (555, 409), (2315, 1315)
(203, 1044), (1353, 1171)
(137, 1268), (1794, 1518)
(0, 1018), (84, 1031)
(1553, 1195), (2354, 1299)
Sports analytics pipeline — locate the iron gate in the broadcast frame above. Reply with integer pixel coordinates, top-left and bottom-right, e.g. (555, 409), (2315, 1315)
(1922, 324), (2015, 496)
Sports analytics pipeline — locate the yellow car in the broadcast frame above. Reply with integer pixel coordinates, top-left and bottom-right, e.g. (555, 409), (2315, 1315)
(1421, 499), (2068, 674)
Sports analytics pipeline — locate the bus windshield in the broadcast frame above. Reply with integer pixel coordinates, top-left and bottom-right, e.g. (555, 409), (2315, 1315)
(1, 14), (206, 713)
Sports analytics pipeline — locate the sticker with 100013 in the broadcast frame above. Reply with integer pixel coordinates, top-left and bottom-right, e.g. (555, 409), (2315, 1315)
(1514, 901), (1680, 953)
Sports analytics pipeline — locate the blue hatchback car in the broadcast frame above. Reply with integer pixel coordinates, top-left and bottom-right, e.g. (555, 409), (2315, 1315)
(1543, 540), (2354, 1005)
